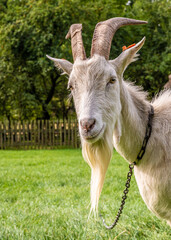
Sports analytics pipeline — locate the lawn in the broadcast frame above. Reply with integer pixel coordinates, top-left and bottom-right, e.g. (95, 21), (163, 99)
(0, 150), (170, 240)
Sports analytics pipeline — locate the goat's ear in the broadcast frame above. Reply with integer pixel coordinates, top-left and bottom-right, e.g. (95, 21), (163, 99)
(46, 55), (73, 75)
(109, 37), (146, 77)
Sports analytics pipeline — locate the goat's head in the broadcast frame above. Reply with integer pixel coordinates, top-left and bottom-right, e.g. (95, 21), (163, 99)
(47, 17), (147, 212)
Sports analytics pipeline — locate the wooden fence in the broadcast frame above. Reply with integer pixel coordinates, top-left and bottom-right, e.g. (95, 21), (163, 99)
(0, 119), (80, 149)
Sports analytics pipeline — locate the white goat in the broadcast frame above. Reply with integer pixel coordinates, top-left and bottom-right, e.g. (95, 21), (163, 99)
(47, 18), (171, 227)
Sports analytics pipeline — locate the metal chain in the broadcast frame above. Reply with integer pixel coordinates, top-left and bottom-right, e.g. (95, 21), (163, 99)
(100, 105), (154, 230)
(100, 163), (135, 229)
(136, 105), (154, 162)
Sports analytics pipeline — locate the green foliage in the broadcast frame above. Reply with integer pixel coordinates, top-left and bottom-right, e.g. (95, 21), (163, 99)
(0, 0), (170, 120)
(123, 0), (171, 95)
(0, 0), (74, 120)
(0, 149), (170, 239)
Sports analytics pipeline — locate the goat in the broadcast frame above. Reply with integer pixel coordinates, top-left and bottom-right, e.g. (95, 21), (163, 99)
(47, 18), (171, 227)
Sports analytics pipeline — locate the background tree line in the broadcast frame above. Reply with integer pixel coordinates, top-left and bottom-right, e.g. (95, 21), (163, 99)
(0, 0), (170, 121)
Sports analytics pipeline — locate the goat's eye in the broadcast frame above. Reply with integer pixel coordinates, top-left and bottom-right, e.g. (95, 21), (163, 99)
(68, 84), (74, 91)
(109, 78), (116, 84)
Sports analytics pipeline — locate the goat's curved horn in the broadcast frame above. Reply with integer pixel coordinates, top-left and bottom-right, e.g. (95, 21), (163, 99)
(66, 24), (86, 61)
(91, 17), (148, 60)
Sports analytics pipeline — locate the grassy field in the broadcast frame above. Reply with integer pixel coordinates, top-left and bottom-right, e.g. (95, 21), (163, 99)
(0, 150), (170, 240)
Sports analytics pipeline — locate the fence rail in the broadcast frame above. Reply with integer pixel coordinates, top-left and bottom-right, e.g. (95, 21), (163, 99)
(0, 119), (80, 149)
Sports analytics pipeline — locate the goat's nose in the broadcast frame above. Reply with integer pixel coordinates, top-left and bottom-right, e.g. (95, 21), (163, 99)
(80, 118), (96, 132)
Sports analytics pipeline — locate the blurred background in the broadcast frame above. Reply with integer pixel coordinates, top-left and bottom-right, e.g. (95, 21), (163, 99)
(0, 0), (170, 121)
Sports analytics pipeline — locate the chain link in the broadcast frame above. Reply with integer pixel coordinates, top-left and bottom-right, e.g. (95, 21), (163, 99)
(100, 105), (154, 230)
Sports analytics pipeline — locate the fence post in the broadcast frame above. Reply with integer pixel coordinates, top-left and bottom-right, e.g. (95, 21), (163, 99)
(11, 120), (13, 148)
(64, 118), (66, 146)
(48, 120), (51, 149)
(3, 121), (6, 149)
(52, 120), (55, 148)
(18, 121), (21, 148)
(0, 122), (2, 149)
(23, 121), (25, 150)
(60, 120), (62, 147)
(41, 120), (44, 148)
(7, 121), (10, 148)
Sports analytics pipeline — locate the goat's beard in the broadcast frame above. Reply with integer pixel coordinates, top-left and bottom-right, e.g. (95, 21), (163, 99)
(82, 128), (113, 215)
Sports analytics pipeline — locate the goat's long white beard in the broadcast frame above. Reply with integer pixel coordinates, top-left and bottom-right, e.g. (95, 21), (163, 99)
(82, 131), (113, 214)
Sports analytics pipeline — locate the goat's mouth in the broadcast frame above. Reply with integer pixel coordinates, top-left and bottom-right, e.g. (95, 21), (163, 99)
(81, 125), (105, 143)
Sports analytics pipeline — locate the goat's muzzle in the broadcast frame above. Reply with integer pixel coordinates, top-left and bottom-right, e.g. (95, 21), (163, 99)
(79, 118), (105, 143)
(80, 118), (96, 133)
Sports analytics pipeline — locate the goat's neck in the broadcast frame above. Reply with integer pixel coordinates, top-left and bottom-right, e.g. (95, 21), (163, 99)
(114, 81), (150, 164)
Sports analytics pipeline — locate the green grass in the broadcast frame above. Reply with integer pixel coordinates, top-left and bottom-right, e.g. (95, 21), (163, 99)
(0, 150), (170, 240)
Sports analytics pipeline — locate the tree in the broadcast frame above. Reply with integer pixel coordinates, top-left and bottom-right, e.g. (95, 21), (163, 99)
(0, 0), (75, 120)
(123, 0), (171, 95)
(0, 0), (170, 120)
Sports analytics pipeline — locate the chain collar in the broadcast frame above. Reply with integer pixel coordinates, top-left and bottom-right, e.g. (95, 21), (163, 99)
(133, 105), (154, 165)
(101, 105), (154, 230)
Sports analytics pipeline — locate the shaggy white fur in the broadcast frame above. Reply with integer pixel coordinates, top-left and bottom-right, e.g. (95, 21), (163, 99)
(48, 38), (171, 227)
